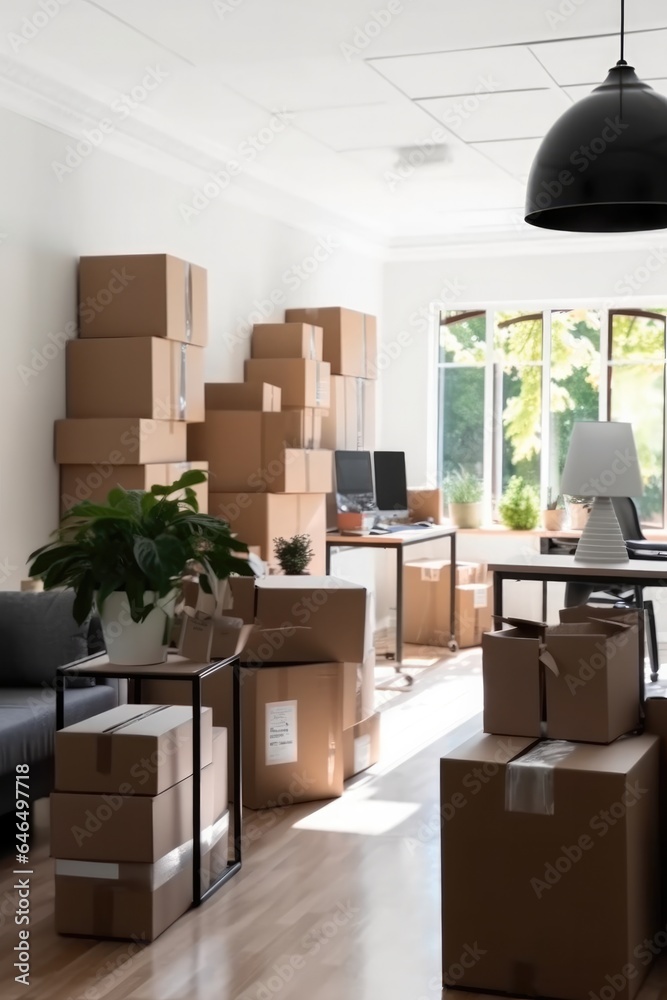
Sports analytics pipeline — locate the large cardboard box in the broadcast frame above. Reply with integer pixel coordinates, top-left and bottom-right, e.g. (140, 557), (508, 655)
(66, 338), (205, 422)
(455, 581), (493, 648)
(188, 411), (325, 493)
(55, 418), (187, 465)
(440, 732), (660, 1000)
(54, 810), (229, 941)
(342, 648), (375, 730)
(78, 254), (207, 346)
(343, 712), (381, 780)
(482, 612), (641, 743)
(60, 461), (208, 515)
(242, 576), (367, 665)
(644, 696), (667, 920)
(210, 492), (326, 573)
(244, 358), (330, 409)
(402, 559), (481, 645)
(211, 726), (228, 819)
(251, 323), (323, 361)
(50, 762), (215, 863)
(407, 487), (444, 525)
(55, 704), (213, 796)
(321, 375), (375, 450)
(204, 382), (281, 411)
(285, 307), (377, 379)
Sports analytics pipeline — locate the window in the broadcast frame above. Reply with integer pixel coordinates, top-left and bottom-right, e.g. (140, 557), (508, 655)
(438, 307), (667, 527)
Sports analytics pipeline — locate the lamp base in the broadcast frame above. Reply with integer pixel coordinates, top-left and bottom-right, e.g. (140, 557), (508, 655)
(574, 496), (628, 564)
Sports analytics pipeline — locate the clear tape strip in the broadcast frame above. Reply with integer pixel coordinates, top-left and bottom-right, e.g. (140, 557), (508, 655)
(178, 342), (187, 419)
(184, 261), (193, 342)
(505, 741), (576, 815)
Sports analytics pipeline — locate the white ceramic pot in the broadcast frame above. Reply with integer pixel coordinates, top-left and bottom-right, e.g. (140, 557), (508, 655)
(96, 590), (177, 665)
(448, 502), (482, 529)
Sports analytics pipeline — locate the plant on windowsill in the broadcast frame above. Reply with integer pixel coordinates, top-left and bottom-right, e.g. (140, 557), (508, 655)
(443, 468), (483, 529)
(27, 470), (254, 666)
(273, 534), (314, 575)
(564, 494), (593, 530)
(542, 487), (566, 531)
(498, 476), (540, 530)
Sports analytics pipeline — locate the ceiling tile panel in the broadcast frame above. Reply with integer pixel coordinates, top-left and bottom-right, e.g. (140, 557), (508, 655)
(293, 100), (441, 151)
(419, 88), (571, 142)
(531, 29), (667, 87)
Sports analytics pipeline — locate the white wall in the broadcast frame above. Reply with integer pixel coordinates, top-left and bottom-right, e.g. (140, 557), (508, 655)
(0, 106), (383, 590)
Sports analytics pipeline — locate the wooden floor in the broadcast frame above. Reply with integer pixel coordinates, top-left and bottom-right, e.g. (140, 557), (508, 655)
(1, 646), (667, 1000)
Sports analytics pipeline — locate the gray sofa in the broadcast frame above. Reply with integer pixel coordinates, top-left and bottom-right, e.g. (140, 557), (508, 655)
(0, 590), (118, 820)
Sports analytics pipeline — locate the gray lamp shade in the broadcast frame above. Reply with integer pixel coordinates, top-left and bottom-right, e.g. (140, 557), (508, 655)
(560, 421), (643, 497)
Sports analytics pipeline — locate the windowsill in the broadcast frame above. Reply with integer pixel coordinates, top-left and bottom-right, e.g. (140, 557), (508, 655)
(444, 523), (667, 540)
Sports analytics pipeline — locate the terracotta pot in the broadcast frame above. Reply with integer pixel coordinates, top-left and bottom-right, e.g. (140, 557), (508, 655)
(542, 508), (566, 531)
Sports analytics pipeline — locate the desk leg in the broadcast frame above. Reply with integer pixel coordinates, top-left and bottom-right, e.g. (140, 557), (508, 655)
(493, 574), (504, 620)
(325, 546), (332, 574)
(449, 533), (457, 652)
(376, 545), (413, 690)
(192, 675), (202, 907)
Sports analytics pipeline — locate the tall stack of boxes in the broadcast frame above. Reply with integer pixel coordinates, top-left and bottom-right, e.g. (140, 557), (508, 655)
(402, 559), (493, 648)
(441, 605), (662, 1000)
(56, 254), (209, 514)
(50, 705), (229, 941)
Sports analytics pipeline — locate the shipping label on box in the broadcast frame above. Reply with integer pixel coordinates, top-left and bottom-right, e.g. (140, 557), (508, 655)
(265, 701), (298, 765)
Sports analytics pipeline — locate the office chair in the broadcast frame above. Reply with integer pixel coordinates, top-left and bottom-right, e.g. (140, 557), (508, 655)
(564, 497), (665, 682)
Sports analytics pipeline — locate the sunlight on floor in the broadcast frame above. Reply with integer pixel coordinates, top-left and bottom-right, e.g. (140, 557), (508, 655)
(293, 796), (420, 835)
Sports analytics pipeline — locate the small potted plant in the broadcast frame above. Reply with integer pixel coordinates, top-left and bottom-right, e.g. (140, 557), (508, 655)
(273, 534), (314, 575)
(564, 495), (592, 529)
(498, 476), (540, 530)
(542, 488), (566, 531)
(443, 469), (483, 528)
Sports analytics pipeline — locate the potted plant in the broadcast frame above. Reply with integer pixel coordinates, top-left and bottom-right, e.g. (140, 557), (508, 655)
(498, 476), (540, 530)
(443, 469), (483, 528)
(542, 488), (566, 531)
(273, 534), (314, 575)
(28, 470), (254, 665)
(564, 495), (592, 529)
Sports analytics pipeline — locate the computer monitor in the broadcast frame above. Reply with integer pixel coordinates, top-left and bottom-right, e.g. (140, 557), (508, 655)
(334, 451), (376, 511)
(373, 451), (409, 522)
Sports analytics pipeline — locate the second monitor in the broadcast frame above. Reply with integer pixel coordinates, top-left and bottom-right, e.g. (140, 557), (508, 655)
(373, 451), (409, 522)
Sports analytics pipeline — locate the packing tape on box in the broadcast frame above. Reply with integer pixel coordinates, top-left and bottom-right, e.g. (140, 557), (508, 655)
(178, 343), (187, 419)
(95, 705), (167, 774)
(362, 314), (368, 378)
(309, 325), (317, 361)
(355, 378), (363, 449)
(184, 261), (193, 342)
(315, 361), (324, 406)
(505, 741), (576, 815)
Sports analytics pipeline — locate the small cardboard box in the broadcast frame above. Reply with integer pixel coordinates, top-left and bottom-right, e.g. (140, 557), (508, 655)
(66, 338), (205, 422)
(321, 375), (375, 450)
(60, 461), (208, 515)
(204, 382), (281, 412)
(54, 810), (229, 941)
(407, 487), (443, 525)
(242, 576), (367, 665)
(482, 624), (544, 738)
(455, 581), (493, 648)
(441, 732), (660, 1000)
(251, 323), (323, 361)
(402, 559), (481, 645)
(50, 762), (215, 863)
(244, 358), (330, 409)
(342, 649), (375, 730)
(55, 418), (187, 465)
(55, 704), (213, 796)
(285, 307), (377, 379)
(343, 712), (381, 780)
(209, 492), (326, 573)
(177, 576), (255, 663)
(78, 254), (207, 346)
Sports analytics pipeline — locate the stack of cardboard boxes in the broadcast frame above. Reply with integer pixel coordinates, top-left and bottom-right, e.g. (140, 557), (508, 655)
(441, 605), (664, 1000)
(56, 253), (209, 515)
(139, 576), (381, 809)
(402, 559), (493, 648)
(194, 321), (333, 572)
(51, 705), (229, 941)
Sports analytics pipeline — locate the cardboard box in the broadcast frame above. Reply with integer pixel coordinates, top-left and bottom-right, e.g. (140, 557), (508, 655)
(50, 761), (215, 863)
(66, 338), (205, 422)
(188, 411), (324, 493)
(343, 712), (381, 779)
(644, 696), (667, 921)
(55, 704), (213, 796)
(177, 576), (255, 662)
(209, 492), (326, 573)
(342, 649), (375, 730)
(407, 487), (444, 525)
(211, 726), (228, 819)
(285, 307), (377, 379)
(60, 461), (208, 515)
(455, 581), (493, 648)
(321, 375), (375, 450)
(78, 254), (207, 346)
(483, 611), (641, 743)
(440, 732), (660, 1000)
(55, 418), (187, 465)
(204, 382), (281, 412)
(54, 810), (229, 941)
(242, 576), (367, 665)
(402, 559), (481, 646)
(251, 323), (323, 361)
(244, 358), (330, 409)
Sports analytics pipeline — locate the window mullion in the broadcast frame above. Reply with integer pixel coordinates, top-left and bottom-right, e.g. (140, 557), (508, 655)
(540, 310), (551, 508)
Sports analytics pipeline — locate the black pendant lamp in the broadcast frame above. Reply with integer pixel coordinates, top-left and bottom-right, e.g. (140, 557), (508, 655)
(525, 0), (667, 233)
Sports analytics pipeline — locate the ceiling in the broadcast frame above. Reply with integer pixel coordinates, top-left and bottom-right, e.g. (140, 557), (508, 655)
(1, 0), (666, 251)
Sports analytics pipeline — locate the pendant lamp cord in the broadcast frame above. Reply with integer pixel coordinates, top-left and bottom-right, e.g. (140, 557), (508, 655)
(618, 0), (627, 65)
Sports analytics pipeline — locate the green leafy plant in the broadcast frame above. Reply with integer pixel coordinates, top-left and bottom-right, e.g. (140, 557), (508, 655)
(443, 468), (483, 504)
(28, 470), (254, 625)
(498, 476), (540, 530)
(273, 534), (314, 575)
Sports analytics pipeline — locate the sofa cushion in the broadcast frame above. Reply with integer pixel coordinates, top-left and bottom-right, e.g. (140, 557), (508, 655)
(0, 591), (90, 687)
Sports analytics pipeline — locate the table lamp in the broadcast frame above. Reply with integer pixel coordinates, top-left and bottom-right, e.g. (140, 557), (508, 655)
(560, 421), (643, 563)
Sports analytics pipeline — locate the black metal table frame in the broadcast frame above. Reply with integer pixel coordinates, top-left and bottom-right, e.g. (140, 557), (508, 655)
(325, 526), (458, 686)
(56, 653), (241, 907)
